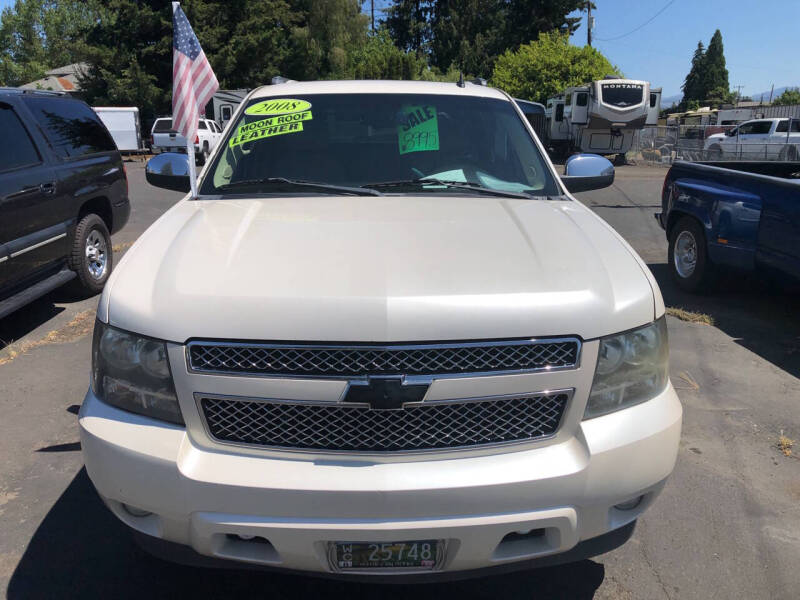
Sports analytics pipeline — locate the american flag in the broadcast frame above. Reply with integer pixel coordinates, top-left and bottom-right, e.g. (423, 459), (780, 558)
(172, 2), (218, 142)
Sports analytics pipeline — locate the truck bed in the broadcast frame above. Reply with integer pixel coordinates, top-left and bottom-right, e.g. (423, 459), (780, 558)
(692, 161), (800, 179)
(659, 160), (800, 283)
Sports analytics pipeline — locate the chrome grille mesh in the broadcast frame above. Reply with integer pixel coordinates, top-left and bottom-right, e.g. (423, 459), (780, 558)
(188, 340), (579, 377)
(200, 392), (569, 452)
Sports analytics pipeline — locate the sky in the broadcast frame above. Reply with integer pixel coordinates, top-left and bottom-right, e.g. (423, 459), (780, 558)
(2, 0), (797, 102)
(567, 0), (800, 101)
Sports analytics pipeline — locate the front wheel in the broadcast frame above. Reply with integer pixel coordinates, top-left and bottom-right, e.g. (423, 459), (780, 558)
(706, 145), (722, 160)
(668, 216), (715, 293)
(67, 214), (113, 296)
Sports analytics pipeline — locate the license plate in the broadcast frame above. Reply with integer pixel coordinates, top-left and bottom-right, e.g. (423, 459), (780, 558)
(331, 540), (444, 571)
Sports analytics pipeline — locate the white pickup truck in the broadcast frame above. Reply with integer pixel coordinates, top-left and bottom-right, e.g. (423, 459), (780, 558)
(81, 80), (681, 579)
(150, 117), (222, 163)
(704, 117), (800, 160)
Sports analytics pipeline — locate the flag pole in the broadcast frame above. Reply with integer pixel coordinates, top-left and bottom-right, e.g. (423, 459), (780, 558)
(187, 139), (198, 198)
(173, 1), (198, 199)
(172, 1), (217, 199)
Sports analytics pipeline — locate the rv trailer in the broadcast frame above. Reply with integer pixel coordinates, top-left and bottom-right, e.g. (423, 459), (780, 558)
(544, 78), (658, 164)
(93, 106), (143, 153)
(211, 89), (249, 129)
(514, 98), (547, 141)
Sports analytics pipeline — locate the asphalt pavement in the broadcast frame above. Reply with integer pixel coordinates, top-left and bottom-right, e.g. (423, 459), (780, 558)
(0, 162), (798, 599)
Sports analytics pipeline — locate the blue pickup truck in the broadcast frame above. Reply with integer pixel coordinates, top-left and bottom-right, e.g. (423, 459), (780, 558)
(657, 161), (800, 292)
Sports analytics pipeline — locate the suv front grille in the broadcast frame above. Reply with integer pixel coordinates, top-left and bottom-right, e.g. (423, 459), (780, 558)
(199, 391), (570, 452)
(188, 339), (580, 378)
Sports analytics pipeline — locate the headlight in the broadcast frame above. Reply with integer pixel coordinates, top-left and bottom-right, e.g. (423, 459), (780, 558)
(91, 321), (183, 425)
(584, 317), (669, 419)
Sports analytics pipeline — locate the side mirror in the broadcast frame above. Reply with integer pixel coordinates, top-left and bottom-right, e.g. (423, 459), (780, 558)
(561, 153), (615, 193)
(145, 153), (191, 192)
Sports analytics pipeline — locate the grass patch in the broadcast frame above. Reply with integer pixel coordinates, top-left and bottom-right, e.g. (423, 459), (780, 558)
(0, 310), (95, 366)
(778, 432), (795, 457)
(111, 241), (134, 253)
(666, 307), (714, 326)
(675, 371), (700, 391)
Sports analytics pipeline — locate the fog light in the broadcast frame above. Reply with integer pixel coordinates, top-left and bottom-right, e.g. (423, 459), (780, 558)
(614, 496), (644, 511)
(122, 503), (153, 517)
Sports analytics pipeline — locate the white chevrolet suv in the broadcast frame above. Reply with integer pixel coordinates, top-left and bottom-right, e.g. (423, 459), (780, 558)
(80, 80), (681, 579)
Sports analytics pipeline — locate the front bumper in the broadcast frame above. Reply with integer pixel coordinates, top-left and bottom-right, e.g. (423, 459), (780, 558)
(79, 384), (681, 576)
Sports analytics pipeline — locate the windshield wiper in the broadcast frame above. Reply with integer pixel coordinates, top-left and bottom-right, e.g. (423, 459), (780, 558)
(363, 178), (533, 199)
(217, 177), (383, 196)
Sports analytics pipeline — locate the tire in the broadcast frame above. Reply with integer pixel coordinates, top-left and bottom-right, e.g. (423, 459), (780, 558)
(707, 145), (722, 160)
(67, 214), (113, 296)
(201, 142), (210, 165)
(668, 216), (715, 293)
(614, 153), (627, 166)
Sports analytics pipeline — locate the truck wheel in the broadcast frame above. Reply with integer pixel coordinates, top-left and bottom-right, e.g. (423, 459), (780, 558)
(668, 216), (714, 293)
(614, 153), (627, 166)
(67, 214), (113, 296)
(780, 145), (798, 161)
(201, 142), (210, 165)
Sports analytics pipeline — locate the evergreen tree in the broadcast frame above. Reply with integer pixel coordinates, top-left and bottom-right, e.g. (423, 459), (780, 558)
(504, 0), (587, 50)
(680, 41), (704, 107)
(701, 29), (729, 103)
(385, 0), (433, 54)
(386, 0), (587, 77)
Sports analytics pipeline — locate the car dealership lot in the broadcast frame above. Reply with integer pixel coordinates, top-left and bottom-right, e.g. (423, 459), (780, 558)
(1, 163), (799, 599)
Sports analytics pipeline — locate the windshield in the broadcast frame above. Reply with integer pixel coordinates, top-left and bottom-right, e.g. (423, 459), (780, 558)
(200, 93), (559, 196)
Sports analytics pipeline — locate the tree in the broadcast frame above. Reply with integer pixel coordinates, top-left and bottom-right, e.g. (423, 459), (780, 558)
(491, 31), (620, 103)
(503, 0), (587, 49)
(680, 41), (704, 107)
(773, 87), (800, 106)
(384, 0), (587, 77)
(288, 0), (369, 80)
(384, 0), (433, 54)
(349, 29), (427, 79)
(78, 0), (173, 122)
(705, 86), (734, 108)
(0, 0), (96, 86)
(701, 29), (728, 103)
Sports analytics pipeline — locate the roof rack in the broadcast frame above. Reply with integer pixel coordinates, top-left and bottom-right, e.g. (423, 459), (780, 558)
(0, 87), (66, 96)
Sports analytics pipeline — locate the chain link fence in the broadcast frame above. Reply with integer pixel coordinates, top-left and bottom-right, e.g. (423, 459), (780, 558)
(627, 122), (800, 166)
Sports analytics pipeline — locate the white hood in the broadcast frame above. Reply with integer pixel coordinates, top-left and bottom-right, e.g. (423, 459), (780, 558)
(101, 195), (657, 342)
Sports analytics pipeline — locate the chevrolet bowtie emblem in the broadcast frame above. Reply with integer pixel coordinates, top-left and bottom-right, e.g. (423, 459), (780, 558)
(343, 377), (429, 410)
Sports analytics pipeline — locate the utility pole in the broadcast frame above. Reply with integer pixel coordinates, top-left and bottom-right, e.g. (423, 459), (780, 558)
(587, 2), (592, 47)
(768, 84), (775, 104)
(733, 84), (744, 106)
(371, 0), (375, 33)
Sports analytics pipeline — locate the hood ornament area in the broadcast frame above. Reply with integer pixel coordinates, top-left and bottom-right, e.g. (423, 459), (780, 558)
(342, 377), (429, 410)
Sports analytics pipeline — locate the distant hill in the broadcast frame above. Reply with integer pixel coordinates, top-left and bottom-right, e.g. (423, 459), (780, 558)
(658, 86), (798, 109)
(749, 86), (796, 103)
(661, 93), (682, 108)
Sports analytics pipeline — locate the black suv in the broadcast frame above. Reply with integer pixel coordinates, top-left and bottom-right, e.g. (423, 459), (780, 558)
(0, 89), (129, 318)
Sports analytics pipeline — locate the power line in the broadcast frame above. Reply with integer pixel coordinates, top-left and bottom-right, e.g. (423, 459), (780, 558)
(594, 0), (676, 42)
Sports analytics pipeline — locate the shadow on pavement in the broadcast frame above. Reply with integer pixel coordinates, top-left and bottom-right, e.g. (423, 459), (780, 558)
(0, 296), (64, 351)
(649, 262), (800, 378)
(7, 469), (606, 600)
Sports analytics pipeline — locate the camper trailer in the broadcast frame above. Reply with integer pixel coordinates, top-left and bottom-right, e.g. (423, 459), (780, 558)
(93, 106), (143, 153)
(211, 89), (249, 129)
(545, 78), (657, 164)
